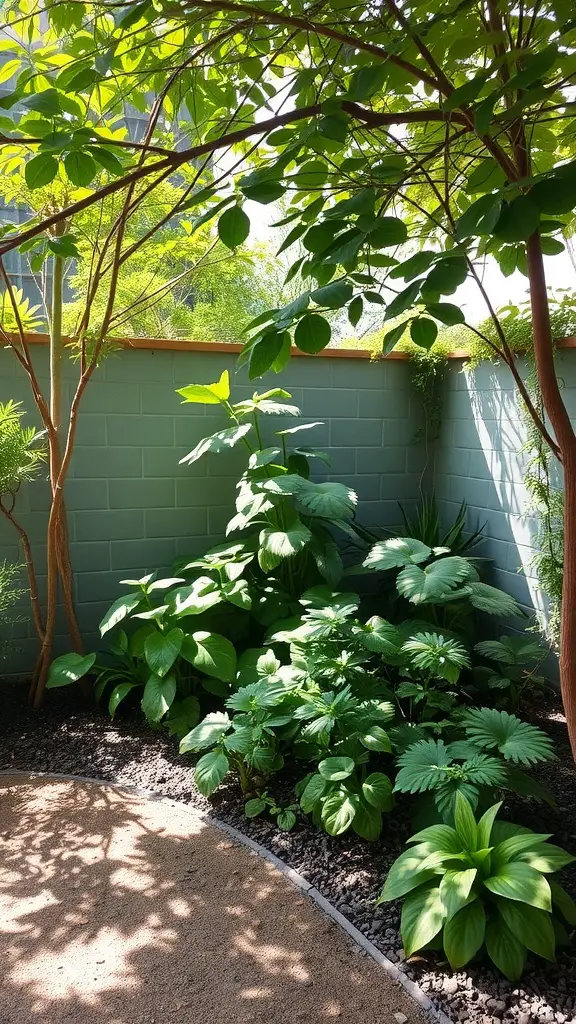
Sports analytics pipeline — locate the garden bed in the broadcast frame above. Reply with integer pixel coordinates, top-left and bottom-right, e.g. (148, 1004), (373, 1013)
(1, 680), (575, 1024)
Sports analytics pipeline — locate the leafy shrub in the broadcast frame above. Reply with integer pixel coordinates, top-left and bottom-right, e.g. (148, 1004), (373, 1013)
(378, 792), (575, 980)
(0, 560), (24, 659)
(474, 635), (547, 709)
(394, 708), (555, 821)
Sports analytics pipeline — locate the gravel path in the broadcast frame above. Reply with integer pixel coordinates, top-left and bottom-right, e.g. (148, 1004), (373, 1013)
(1, 774), (426, 1024)
(1, 682), (576, 1024)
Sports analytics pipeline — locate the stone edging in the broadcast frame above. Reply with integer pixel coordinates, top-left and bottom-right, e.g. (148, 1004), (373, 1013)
(0, 769), (453, 1024)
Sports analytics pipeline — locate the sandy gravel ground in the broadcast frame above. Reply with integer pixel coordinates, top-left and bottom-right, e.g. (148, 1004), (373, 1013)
(0, 775), (425, 1024)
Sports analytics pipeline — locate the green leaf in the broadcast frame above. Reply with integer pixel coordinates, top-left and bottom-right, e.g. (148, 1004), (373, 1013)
(241, 179), (285, 204)
(277, 809), (297, 831)
(360, 725), (391, 752)
(348, 295), (363, 327)
(245, 797), (267, 818)
(23, 88), (61, 116)
(311, 280), (353, 308)
(491, 832), (553, 870)
(385, 280), (421, 320)
(319, 113), (350, 142)
(164, 696), (201, 739)
(378, 844), (438, 903)
(318, 756), (355, 781)
(519, 843), (575, 874)
(47, 651), (97, 688)
(424, 256), (468, 295)
(321, 789), (359, 835)
(171, 578), (221, 617)
(352, 799), (383, 841)
(355, 616), (401, 656)
(144, 627), (183, 677)
(454, 792), (478, 851)
(382, 321), (408, 353)
(64, 150), (96, 187)
(443, 72), (487, 111)
(300, 774), (327, 813)
(477, 801), (503, 849)
(25, 153), (58, 190)
(396, 556), (471, 604)
(401, 885), (445, 957)
(180, 711), (231, 753)
(493, 196), (540, 242)
(364, 537), (431, 570)
(141, 672), (177, 723)
(108, 682), (137, 718)
(389, 250), (436, 281)
(189, 631), (237, 682)
(425, 302), (466, 326)
(461, 708), (554, 765)
(294, 313), (331, 353)
(99, 593), (142, 635)
(362, 772), (393, 811)
(455, 194), (502, 240)
(249, 331), (289, 378)
(440, 868), (477, 922)
(408, 824), (462, 852)
(485, 918), (526, 981)
(530, 176), (576, 216)
(368, 217), (407, 248)
(180, 423), (252, 465)
(88, 145), (124, 176)
(259, 517), (312, 570)
(410, 317), (438, 349)
(218, 205), (250, 248)
(176, 370), (230, 404)
(195, 749), (230, 796)
(550, 880), (576, 926)
(347, 64), (387, 101)
(443, 900), (486, 969)
(496, 899), (555, 961)
(484, 863), (552, 911)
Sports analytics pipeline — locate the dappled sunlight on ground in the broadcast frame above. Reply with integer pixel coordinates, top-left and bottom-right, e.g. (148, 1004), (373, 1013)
(0, 776), (424, 1024)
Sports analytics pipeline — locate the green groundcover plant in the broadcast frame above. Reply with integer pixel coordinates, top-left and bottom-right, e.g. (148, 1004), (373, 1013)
(378, 792), (576, 981)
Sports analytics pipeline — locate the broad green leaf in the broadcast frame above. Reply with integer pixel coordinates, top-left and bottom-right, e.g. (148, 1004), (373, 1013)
(461, 708), (554, 765)
(360, 725), (391, 752)
(294, 313), (331, 353)
(443, 900), (486, 969)
(476, 801), (503, 849)
(519, 842), (576, 873)
(64, 151), (96, 187)
(99, 593), (142, 635)
(180, 423), (252, 465)
(378, 844), (440, 902)
(108, 682), (137, 718)
(300, 774), (327, 812)
(164, 696), (201, 738)
(352, 799), (383, 841)
(410, 317), (438, 349)
(311, 280), (353, 308)
(496, 898), (555, 961)
(195, 749), (230, 796)
(454, 792), (478, 851)
(321, 789), (359, 835)
(382, 320), (408, 353)
(484, 862), (552, 911)
(170, 578), (221, 617)
(249, 331), (289, 378)
(440, 868), (477, 922)
(354, 616), (401, 656)
(362, 772), (393, 811)
(245, 797), (267, 818)
(144, 627), (183, 677)
(364, 537), (431, 570)
(550, 880), (576, 926)
(188, 631), (237, 682)
(176, 370), (230, 404)
(180, 711), (231, 753)
(318, 756), (355, 781)
(493, 196), (540, 242)
(491, 832), (553, 870)
(259, 518), (312, 570)
(368, 216), (407, 248)
(47, 651), (97, 688)
(385, 280), (421, 320)
(425, 302), (466, 326)
(277, 809), (297, 831)
(141, 672), (176, 723)
(401, 885), (445, 957)
(485, 918), (526, 981)
(408, 824), (462, 852)
(25, 153), (58, 189)
(218, 205), (250, 248)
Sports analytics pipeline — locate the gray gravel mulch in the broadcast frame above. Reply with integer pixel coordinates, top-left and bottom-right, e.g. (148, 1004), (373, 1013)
(1, 681), (575, 1024)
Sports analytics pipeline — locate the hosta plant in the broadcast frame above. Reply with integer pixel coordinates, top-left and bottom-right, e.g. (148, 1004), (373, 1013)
(378, 792), (575, 980)
(394, 708), (556, 821)
(244, 791), (299, 832)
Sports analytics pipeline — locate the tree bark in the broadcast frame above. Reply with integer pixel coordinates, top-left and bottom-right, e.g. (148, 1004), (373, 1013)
(526, 232), (576, 759)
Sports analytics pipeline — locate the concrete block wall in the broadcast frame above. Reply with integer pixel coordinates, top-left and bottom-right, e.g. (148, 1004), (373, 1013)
(0, 344), (426, 671)
(434, 353), (573, 627)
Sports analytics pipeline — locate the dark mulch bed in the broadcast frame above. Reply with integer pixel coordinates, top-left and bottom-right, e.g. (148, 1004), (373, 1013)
(1, 680), (576, 1024)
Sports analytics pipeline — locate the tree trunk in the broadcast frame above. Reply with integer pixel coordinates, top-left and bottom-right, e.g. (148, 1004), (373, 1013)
(526, 232), (576, 760)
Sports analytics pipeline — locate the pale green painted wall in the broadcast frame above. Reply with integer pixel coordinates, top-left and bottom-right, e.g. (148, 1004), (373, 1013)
(0, 346), (426, 671)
